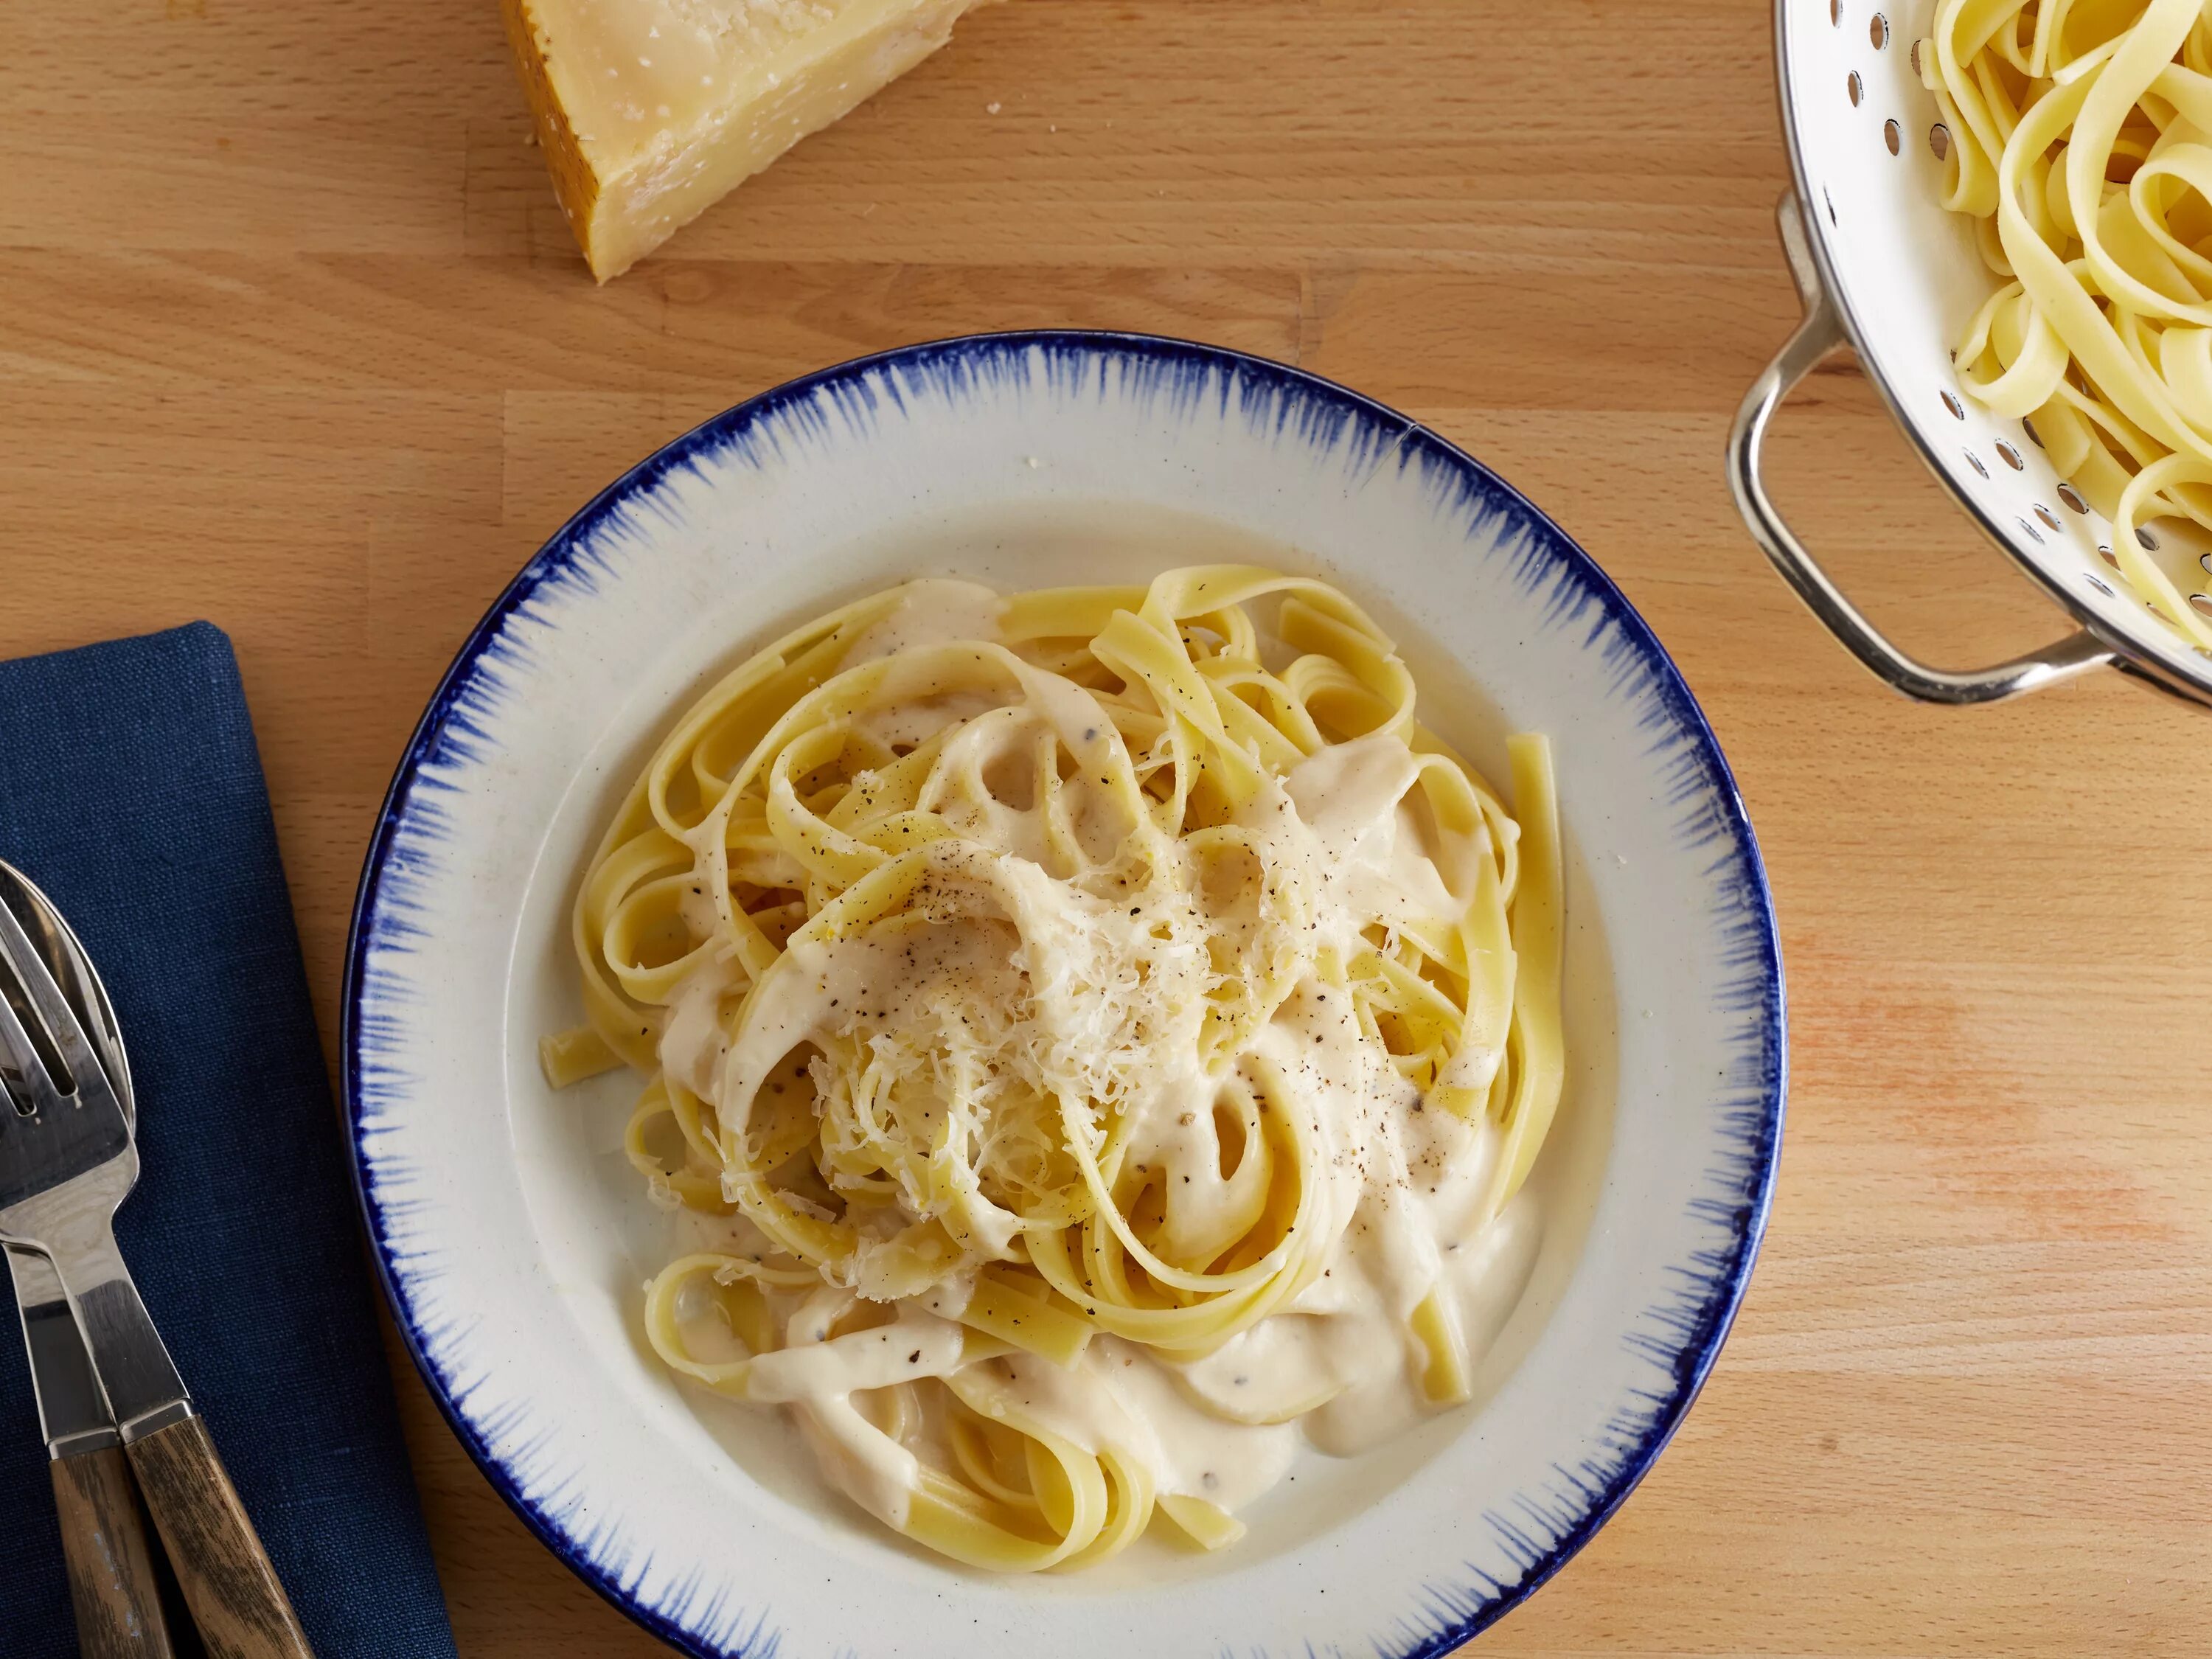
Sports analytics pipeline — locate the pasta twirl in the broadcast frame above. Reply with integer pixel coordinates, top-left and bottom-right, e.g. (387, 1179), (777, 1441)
(1924, 0), (2212, 646)
(544, 566), (1565, 1571)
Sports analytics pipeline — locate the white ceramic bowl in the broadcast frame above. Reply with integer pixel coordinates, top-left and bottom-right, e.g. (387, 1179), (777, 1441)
(344, 332), (1784, 1658)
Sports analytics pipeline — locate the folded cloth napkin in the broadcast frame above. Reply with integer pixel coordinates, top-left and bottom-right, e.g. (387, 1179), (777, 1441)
(0, 625), (458, 1658)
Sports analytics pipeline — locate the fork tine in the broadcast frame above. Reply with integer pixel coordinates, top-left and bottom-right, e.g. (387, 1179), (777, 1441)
(0, 895), (114, 1115)
(0, 966), (69, 1116)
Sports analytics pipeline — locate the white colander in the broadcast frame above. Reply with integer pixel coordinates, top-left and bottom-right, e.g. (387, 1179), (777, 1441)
(1730, 0), (2212, 709)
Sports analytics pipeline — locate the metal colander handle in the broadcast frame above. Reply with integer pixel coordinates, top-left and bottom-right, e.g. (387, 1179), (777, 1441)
(1726, 192), (2117, 706)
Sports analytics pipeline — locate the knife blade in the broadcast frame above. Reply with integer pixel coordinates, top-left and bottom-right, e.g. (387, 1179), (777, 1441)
(7, 1244), (119, 1457)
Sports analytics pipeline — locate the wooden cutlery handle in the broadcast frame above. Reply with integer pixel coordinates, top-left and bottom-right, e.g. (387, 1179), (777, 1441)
(126, 1414), (314, 1659)
(52, 1444), (177, 1659)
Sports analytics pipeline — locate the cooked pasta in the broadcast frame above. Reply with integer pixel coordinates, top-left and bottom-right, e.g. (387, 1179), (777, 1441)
(1924, 0), (2212, 646)
(543, 566), (1564, 1571)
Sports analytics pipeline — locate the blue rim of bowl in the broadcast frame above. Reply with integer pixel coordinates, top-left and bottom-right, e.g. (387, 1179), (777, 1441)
(341, 328), (1786, 1659)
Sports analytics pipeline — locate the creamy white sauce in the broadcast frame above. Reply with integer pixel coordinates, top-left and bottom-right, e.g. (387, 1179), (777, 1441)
(1288, 734), (1475, 933)
(1094, 1338), (1295, 1506)
(658, 948), (740, 1100)
(841, 577), (1004, 664)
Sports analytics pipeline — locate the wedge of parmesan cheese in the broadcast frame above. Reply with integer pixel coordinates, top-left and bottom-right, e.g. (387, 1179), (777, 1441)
(502, 0), (1000, 282)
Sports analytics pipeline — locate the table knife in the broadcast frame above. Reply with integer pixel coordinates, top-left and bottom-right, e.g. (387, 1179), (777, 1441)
(7, 1244), (175, 1658)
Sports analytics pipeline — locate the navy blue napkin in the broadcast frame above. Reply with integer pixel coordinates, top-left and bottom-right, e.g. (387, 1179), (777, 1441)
(0, 625), (457, 1658)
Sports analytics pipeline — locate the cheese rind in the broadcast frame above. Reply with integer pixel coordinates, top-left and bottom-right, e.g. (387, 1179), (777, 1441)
(503, 0), (998, 282)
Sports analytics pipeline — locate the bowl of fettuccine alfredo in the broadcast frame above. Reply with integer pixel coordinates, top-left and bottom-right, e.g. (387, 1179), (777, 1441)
(345, 332), (1783, 1659)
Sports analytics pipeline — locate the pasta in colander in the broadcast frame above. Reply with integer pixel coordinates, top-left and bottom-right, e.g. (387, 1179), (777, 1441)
(1925, 0), (2212, 647)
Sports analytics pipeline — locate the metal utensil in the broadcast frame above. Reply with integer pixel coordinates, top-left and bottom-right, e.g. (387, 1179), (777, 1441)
(0, 880), (314, 1658)
(0, 862), (175, 1659)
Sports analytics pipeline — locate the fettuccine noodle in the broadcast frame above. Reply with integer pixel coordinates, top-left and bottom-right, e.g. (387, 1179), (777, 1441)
(1924, 0), (2212, 646)
(543, 566), (1564, 1571)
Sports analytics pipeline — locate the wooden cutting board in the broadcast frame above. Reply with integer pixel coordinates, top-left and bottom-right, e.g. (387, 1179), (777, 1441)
(3, 2), (2206, 1653)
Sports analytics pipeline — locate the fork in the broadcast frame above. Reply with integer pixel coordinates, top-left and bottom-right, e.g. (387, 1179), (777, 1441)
(0, 895), (314, 1658)
(2, 860), (174, 1658)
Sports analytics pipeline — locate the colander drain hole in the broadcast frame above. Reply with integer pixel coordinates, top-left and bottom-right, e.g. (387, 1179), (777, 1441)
(1965, 450), (1989, 479)
(1870, 12), (1890, 48)
(1941, 390), (1964, 420)
(1884, 119), (1902, 155)
(1995, 441), (2024, 470)
(1848, 71), (1863, 106)
(2056, 482), (2087, 513)
(2034, 504), (2062, 532)
(1930, 123), (1950, 160)
(2087, 575), (2113, 597)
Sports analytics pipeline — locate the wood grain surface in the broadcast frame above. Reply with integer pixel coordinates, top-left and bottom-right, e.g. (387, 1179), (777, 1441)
(52, 1444), (176, 1659)
(2, 1), (2207, 1655)
(127, 1415), (313, 1659)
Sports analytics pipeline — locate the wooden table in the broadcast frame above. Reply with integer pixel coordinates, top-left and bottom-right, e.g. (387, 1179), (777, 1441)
(6, 1), (2208, 1652)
